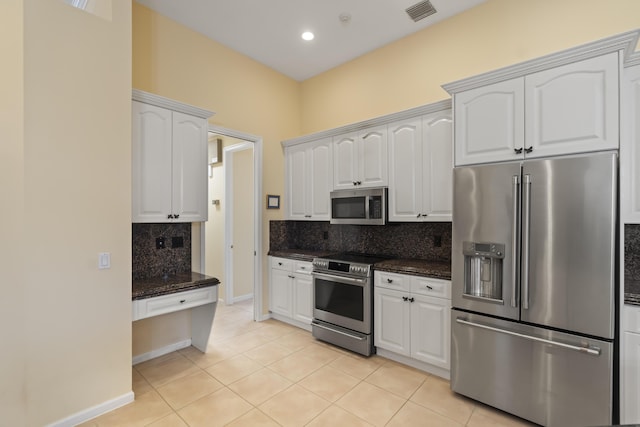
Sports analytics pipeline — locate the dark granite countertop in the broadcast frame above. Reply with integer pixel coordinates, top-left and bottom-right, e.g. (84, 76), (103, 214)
(268, 249), (336, 262)
(625, 279), (640, 306)
(132, 271), (220, 300)
(374, 259), (451, 280)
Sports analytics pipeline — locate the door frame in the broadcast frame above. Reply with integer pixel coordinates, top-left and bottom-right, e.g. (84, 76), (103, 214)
(201, 125), (263, 322)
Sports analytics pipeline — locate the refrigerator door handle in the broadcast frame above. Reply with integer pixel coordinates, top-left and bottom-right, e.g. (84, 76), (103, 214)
(455, 318), (602, 356)
(511, 175), (520, 308)
(522, 174), (532, 310)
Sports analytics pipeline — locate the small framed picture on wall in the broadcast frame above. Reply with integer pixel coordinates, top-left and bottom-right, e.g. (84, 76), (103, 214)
(267, 195), (280, 209)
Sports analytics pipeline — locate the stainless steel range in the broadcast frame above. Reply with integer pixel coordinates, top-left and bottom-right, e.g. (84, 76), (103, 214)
(311, 252), (390, 356)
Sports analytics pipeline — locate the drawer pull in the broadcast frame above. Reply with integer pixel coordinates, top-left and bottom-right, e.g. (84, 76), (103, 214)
(278, 262), (283, 266)
(387, 278), (393, 283)
(179, 299), (186, 304)
(426, 285), (433, 290)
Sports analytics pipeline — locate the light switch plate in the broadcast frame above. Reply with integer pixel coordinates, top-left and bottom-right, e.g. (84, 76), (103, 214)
(98, 252), (111, 269)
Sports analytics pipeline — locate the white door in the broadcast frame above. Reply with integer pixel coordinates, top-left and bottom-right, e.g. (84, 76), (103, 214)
(422, 110), (453, 221)
(525, 52), (619, 159)
(270, 268), (293, 317)
(410, 294), (450, 369)
(230, 146), (255, 302)
(374, 287), (410, 356)
(359, 126), (388, 187)
(308, 139), (332, 219)
(285, 144), (308, 219)
(292, 273), (313, 325)
(131, 101), (173, 222)
(388, 117), (422, 221)
(454, 77), (525, 166)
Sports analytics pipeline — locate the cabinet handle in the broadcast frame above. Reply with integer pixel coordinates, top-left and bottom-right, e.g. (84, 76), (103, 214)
(353, 181), (357, 186)
(402, 296), (408, 301)
(167, 214), (174, 219)
(357, 181), (362, 185)
(426, 285), (433, 290)
(416, 213), (421, 218)
(524, 146), (533, 154)
(514, 148), (523, 154)
(300, 266), (306, 270)
(179, 299), (186, 304)
(278, 262), (283, 266)
(409, 297), (415, 303)
(387, 278), (393, 283)
(174, 214), (179, 219)
(288, 275), (295, 279)
(421, 214), (428, 217)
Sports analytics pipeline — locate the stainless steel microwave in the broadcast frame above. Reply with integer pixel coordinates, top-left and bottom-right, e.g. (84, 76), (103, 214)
(330, 187), (387, 225)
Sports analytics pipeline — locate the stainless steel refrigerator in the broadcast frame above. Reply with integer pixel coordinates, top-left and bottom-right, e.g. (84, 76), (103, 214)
(451, 151), (618, 427)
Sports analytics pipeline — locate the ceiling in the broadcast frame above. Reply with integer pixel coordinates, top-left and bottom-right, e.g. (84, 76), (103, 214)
(135, 0), (486, 82)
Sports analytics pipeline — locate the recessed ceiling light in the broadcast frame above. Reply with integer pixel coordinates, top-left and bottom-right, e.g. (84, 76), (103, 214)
(301, 31), (314, 41)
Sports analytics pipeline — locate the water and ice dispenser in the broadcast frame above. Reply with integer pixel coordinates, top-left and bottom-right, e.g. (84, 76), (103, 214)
(463, 241), (505, 302)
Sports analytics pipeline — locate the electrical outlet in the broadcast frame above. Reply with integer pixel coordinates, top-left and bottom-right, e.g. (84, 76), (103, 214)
(156, 237), (166, 249)
(172, 236), (184, 248)
(434, 235), (442, 247)
(323, 231), (329, 240)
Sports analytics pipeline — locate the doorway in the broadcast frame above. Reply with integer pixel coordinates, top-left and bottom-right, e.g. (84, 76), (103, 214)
(202, 126), (263, 322)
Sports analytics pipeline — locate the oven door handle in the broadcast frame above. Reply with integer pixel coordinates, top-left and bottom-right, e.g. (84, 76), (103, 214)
(312, 272), (367, 286)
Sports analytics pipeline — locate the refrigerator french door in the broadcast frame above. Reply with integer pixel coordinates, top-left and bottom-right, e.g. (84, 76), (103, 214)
(451, 151), (617, 427)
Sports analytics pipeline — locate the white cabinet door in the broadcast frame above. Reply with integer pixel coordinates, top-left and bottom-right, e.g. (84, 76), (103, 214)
(285, 144), (309, 220)
(293, 274), (313, 325)
(622, 64), (640, 223)
(525, 52), (619, 159)
(410, 294), (450, 369)
(270, 268), (293, 317)
(374, 287), (410, 356)
(172, 111), (208, 222)
(132, 101), (173, 222)
(622, 331), (640, 423)
(285, 139), (332, 220)
(308, 139), (333, 219)
(359, 126), (388, 188)
(422, 111), (453, 221)
(388, 118), (423, 221)
(454, 78), (525, 166)
(333, 132), (359, 190)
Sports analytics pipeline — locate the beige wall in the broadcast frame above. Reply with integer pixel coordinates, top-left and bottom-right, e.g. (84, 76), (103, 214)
(300, 0), (640, 134)
(0, 1), (26, 425)
(18, 1), (132, 425)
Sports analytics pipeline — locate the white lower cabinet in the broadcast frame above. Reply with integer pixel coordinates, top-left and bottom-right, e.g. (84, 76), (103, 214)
(374, 271), (451, 377)
(269, 256), (313, 330)
(622, 304), (640, 423)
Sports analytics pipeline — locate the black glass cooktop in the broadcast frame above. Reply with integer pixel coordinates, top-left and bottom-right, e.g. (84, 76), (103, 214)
(320, 252), (394, 265)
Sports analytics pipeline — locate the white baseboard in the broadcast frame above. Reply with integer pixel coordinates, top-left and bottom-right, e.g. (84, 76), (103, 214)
(231, 293), (253, 303)
(46, 391), (134, 427)
(132, 339), (192, 365)
(257, 312), (272, 322)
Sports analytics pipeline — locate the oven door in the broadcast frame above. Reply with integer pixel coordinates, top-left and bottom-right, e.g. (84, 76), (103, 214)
(312, 271), (370, 334)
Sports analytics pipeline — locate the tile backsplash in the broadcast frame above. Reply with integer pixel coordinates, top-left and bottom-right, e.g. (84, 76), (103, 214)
(270, 220), (451, 262)
(625, 224), (640, 281)
(132, 223), (192, 280)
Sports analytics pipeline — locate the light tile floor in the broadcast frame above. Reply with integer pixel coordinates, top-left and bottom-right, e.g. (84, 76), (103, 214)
(80, 299), (536, 426)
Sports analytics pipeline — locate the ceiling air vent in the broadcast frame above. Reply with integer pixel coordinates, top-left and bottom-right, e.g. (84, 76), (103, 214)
(406, 0), (437, 22)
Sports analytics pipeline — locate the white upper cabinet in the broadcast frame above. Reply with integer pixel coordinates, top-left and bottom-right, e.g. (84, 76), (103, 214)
(447, 49), (621, 166)
(621, 64), (640, 223)
(333, 126), (388, 190)
(525, 53), (619, 159)
(285, 138), (333, 220)
(388, 110), (453, 222)
(454, 78), (525, 166)
(132, 90), (213, 223)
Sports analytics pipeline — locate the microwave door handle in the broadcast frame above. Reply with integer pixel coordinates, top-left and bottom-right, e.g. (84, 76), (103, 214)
(522, 174), (532, 310)
(511, 175), (520, 308)
(365, 195), (370, 220)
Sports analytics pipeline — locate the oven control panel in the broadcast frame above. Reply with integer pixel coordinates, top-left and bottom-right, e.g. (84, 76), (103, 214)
(312, 258), (371, 278)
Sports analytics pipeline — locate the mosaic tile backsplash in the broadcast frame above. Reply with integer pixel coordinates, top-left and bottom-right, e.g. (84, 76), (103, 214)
(270, 220), (452, 262)
(132, 223), (192, 280)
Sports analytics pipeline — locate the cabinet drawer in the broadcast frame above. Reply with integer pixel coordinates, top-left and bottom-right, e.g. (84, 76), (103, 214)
(133, 286), (217, 321)
(411, 277), (451, 300)
(271, 257), (293, 271)
(294, 260), (313, 275)
(624, 304), (640, 333)
(375, 271), (411, 292)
